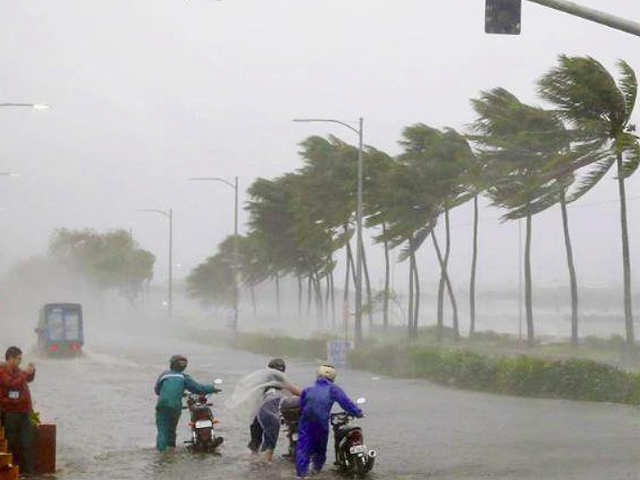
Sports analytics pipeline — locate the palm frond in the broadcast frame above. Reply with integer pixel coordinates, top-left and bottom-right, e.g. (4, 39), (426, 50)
(567, 157), (615, 202)
(617, 59), (638, 123)
(619, 133), (640, 178)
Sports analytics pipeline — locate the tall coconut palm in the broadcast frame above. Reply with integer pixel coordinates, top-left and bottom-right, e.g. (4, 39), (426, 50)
(538, 56), (640, 345)
(369, 160), (438, 337)
(363, 146), (395, 329)
(471, 88), (576, 346)
(397, 124), (474, 340)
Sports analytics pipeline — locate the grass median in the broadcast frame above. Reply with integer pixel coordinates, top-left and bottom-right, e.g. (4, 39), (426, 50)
(184, 326), (640, 405)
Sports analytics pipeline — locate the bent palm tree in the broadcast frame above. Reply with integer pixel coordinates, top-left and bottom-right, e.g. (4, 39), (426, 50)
(538, 56), (640, 345)
(471, 88), (576, 346)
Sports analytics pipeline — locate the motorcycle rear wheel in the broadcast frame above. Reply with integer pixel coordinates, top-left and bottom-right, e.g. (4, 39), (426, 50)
(354, 455), (371, 478)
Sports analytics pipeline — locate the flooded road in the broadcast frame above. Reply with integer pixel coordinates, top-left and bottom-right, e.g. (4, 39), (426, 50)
(27, 329), (640, 479)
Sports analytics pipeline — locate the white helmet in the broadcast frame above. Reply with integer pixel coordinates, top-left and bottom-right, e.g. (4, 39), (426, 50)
(316, 363), (337, 382)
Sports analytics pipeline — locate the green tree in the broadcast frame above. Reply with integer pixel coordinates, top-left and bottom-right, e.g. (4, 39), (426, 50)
(397, 125), (475, 340)
(538, 55), (640, 345)
(49, 228), (155, 302)
(470, 88), (576, 346)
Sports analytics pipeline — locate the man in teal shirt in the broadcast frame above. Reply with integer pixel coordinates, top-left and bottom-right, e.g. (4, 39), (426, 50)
(154, 354), (221, 451)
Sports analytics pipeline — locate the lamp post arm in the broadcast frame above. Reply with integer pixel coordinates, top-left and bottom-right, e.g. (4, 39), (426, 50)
(138, 208), (171, 219)
(292, 118), (360, 136)
(189, 177), (236, 190)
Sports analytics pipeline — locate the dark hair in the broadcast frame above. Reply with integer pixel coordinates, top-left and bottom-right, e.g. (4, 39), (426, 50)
(170, 355), (187, 372)
(5, 346), (22, 361)
(268, 358), (286, 373)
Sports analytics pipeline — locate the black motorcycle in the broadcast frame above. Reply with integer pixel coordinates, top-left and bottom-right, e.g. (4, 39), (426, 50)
(280, 395), (301, 460)
(331, 398), (376, 477)
(183, 379), (224, 452)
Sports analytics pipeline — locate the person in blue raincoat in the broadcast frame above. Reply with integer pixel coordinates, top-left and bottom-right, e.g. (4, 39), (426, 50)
(295, 364), (363, 477)
(154, 354), (221, 451)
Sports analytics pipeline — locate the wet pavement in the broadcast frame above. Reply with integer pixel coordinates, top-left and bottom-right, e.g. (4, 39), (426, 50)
(26, 328), (640, 479)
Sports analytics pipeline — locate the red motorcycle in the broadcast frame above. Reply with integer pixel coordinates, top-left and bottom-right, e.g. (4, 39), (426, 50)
(331, 398), (376, 477)
(183, 379), (224, 453)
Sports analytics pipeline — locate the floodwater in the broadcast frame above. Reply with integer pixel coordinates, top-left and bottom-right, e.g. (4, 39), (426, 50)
(26, 329), (640, 480)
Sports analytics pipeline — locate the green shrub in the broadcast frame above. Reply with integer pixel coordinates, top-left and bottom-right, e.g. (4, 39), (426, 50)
(348, 343), (640, 405)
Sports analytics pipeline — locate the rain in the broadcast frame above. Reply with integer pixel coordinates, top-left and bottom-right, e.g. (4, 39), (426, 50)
(1, 1), (640, 479)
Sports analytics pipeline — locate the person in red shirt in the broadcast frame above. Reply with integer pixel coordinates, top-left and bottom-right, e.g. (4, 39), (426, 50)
(0, 346), (36, 474)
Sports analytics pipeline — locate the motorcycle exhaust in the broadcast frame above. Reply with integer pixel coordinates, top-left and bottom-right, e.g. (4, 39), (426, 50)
(368, 450), (377, 458)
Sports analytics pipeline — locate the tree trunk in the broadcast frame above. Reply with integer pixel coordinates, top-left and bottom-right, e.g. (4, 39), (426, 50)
(275, 273), (281, 317)
(331, 272), (336, 327)
(250, 284), (257, 317)
(307, 275), (312, 316)
(560, 190), (579, 345)
(297, 274), (302, 318)
(432, 231), (459, 341)
(324, 274), (331, 325)
(411, 248), (420, 335)
(525, 211), (534, 346)
(616, 153), (635, 345)
(408, 245), (415, 339)
(314, 273), (324, 327)
(383, 223), (390, 330)
(444, 208), (459, 338)
(469, 195), (479, 337)
(347, 241), (358, 287)
(360, 237), (374, 328)
(437, 208), (453, 339)
(343, 248), (351, 307)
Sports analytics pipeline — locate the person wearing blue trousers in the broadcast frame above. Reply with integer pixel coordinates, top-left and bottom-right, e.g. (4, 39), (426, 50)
(295, 364), (363, 478)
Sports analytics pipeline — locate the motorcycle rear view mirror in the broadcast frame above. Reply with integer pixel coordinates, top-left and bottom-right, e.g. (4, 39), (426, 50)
(356, 397), (367, 405)
(214, 378), (223, 385)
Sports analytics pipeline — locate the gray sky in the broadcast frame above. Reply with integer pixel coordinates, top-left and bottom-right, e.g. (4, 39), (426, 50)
(1, 0), (640, 297)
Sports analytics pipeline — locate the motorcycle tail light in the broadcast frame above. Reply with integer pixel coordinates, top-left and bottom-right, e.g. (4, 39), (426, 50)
(348, 430), (362, 443)
(48, 344), (58, 352)
(70, 343), (80, 351)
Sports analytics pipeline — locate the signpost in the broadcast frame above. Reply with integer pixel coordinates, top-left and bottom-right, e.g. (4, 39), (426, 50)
(327, 340), (353, 368)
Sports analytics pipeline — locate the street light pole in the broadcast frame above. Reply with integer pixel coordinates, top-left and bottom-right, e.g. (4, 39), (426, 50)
(0, 103), (50, 110)
(527, 0), (640, 37)
(293, 117), (365, 345)
(139, 208), (173, 319)
(189, 176), (240, 338)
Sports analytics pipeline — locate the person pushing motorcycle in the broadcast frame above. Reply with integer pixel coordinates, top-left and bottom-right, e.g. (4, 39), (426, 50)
(295, 363), (363, 478)
(154, 354), (221, 451)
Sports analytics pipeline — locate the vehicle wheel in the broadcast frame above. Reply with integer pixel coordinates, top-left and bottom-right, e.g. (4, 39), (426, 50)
(339, 451), (354, 475)
(354, 456), (369, 478)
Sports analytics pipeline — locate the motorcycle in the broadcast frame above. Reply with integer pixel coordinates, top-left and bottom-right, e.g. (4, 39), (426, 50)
(279, 395), (301, 460)
(331, 397), (376, 478)
(183, 378), (224, 452)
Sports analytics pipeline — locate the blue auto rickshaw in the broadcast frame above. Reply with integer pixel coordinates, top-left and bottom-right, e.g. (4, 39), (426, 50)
(35, 303), (84, 355)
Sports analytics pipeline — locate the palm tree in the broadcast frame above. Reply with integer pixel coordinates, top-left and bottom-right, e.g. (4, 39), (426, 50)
(397, 125), (474, 340)
(471, 88), (576, 346)
(363, 146), (395, 329)
(538, 56), (640, 345)
(369, 160), (438, 337)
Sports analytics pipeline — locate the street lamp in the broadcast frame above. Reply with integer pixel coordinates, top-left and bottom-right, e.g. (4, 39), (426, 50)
(0, 103), (50, 110)
(293, 117), (365, 344)
(189, 176), (239, 337)
(139, 208), (173, 319)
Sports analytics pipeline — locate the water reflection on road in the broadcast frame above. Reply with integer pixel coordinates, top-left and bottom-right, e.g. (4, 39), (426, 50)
(27, 332), (640, 479)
